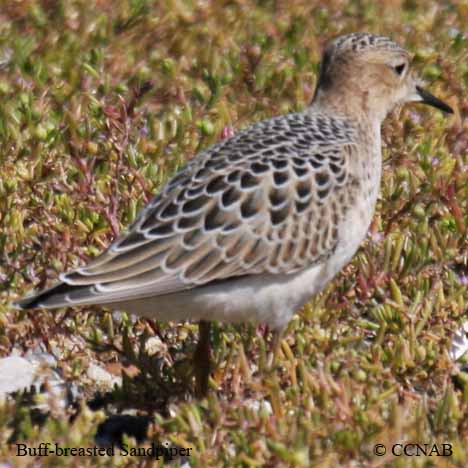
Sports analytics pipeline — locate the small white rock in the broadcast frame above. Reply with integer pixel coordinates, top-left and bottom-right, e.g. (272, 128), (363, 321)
(450, 322), (468, 361)
(87, 363), (121, 389)
(0, 356), (36, 395)
(245, 399), (273, 415)
(144, 336), (166, 355)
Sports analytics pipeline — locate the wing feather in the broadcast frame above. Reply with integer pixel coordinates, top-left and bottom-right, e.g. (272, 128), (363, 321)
(15, 111), (360, 309)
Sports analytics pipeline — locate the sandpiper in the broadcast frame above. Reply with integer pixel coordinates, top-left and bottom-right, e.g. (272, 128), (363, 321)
(15, 33), (453, 396)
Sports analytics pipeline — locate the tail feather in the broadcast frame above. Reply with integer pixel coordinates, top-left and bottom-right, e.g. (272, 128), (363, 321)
(13, 275), (193, 310)
(13, 282), (92, 310)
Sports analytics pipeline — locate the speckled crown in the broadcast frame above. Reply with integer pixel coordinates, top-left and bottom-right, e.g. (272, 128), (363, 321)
(330, 33), (404, 54)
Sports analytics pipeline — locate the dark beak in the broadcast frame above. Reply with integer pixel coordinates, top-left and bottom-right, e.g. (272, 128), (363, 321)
(416, 86), (453, 114)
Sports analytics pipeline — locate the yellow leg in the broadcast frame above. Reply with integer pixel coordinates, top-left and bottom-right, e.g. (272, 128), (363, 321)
(267, 328), (284, 369)
(194, 320), (211, 398)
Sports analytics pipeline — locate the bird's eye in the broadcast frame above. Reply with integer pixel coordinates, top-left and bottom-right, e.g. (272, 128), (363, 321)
(394, 63), (406, 76)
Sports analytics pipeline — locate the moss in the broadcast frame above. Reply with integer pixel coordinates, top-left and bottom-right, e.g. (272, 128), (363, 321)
(0, 0), (466, 465)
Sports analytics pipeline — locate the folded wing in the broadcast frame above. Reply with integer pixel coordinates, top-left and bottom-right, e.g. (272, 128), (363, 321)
(15, 111), (359, 309)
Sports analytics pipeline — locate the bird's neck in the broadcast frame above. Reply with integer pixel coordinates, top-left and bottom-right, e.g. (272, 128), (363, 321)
(310, 87), (388, 125)
(308, 89), (383, 205)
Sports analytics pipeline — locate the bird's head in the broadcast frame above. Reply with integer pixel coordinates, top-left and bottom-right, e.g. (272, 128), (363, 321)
(313, 33), (453, 122)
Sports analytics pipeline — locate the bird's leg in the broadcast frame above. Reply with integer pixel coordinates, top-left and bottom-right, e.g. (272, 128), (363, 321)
(267, 328), (284, 370)
(194, 320), (212, 397)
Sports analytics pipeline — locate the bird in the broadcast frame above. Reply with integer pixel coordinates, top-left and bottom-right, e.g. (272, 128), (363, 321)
(14, 32), (453, 397)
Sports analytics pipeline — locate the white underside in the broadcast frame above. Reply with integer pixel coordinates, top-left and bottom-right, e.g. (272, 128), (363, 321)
(112, 264), (324, 330)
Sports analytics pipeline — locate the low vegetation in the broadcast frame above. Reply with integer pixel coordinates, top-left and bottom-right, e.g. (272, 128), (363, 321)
(0, 0), (466, 466)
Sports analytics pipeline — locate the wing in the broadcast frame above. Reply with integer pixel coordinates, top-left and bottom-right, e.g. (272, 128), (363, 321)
(15, 111), (359, 309)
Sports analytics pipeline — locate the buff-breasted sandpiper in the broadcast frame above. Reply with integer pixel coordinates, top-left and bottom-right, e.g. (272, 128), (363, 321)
(15, 33), (453, 396)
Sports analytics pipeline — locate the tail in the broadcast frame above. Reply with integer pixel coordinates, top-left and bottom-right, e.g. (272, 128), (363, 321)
(13, 274), (185, 310)
(13, 282), (97, 310)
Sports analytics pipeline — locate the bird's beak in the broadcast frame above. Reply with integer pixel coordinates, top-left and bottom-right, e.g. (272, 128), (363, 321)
(415, 86), (453, 114)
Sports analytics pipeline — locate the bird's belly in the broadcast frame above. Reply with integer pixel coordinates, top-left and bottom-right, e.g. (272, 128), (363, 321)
(110, 264), (325, 330)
